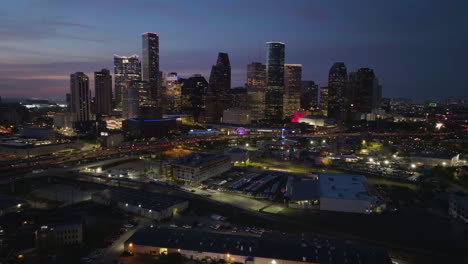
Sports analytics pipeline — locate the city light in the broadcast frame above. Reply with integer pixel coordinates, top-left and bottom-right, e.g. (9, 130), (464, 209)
(384, 160), (389, 165)
(369, 158), (374, 163)
(411, 164), (416, 169)
(435, 123), (444, 130)
(245, 143), (249, 147)
(310, 140), (314, 144)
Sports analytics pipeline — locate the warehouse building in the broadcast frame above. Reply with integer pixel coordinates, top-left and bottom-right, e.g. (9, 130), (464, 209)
(124, 227), (392, 264)
(92, 187), (188, 221)
(289, 173), (377, 214)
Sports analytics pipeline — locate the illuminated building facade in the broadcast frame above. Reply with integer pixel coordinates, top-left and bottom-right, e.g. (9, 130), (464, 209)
(164, 72), (182, 114)
(246, 62), (266, 122)
(319, 87), (329, 117)
(94, 68), (112, 116)
(265, 42), (285, 122)
(70, 72), (92, 121)
(114, 55), (141, 106)
(180, 74), (208, 122)
(283, 64), (302, 119)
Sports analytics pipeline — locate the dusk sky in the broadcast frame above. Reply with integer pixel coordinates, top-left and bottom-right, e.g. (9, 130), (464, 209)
(1, 0), (467, 100)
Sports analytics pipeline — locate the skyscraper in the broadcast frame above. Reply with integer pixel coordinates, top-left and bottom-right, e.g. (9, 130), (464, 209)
(70, 72), (92, 121)
(94, 69), (112, 116)
(328, 62), (348, 120)
(348, 68), (381, 115)
(114, 55), (141, 106)
(265, 42), (285, 122)
(283, 64), (302, 118)
(181, 74), (208, 122)
(205, 53), (231, 123)
(301, 80), (319, 110)
(142, 32), (160, 102)
(320, 87), (329, 117)
(246, 62), (266, 122)
(164, 72), (183, 114)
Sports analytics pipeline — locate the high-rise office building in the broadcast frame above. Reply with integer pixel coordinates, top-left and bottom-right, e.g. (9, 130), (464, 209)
(265, 42), (285, 122)
(94, 69), (112, 116)
(114, 55), (141, 106)
(70, 72), (92, 121)
(142, 32), (160, 102)
(246, 62), (266, 122)
(301, 80), (319, 110)
(122, 86), (139, 119)
(164, 72), (182, 114)
(328, 62), (348, 120)
(283, 64), (302, 118)
(181, 74), (208, 122)
(348, 68), (381, 115)
(205, 53), (231, 123)
(320, 87), (329, 117)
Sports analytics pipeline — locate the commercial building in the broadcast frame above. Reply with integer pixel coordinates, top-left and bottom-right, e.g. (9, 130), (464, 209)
(265, 42), (285, 122)
(36, 222), (83, 246)
(142, 32), (160, 102)
(167, 152), (231, 182)
(319, 87), (328, 116)
(348, 68), (382, 117)
(180, 74), (208, 122)
(449, 195), (468, 224)
(327, 63), (348, 120)
(205, 53), (231, 123)
(164, 72), (182, 113)
(224, 148), (249, 163)
(246, 62), (266, 122)
(289, 173), (377, 214)
(70, 72), (92, 121)
(53, 112), (76, 129)
(94, 69), (112, 116)
(114, 55), (141, 106)
(223, 108), (251, 125)
(92, 187), (188, 221)
(122, 118), (177, 138)
(124, 227), (392, 264)
(283, 64), (302, 119)
(300, 80), (319, 111)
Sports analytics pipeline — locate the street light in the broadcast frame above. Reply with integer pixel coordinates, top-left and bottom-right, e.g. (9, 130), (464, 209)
(384, 160), (389, 165)
(245, 143), (249, 147)
(411, 164), (416, 169)
(310, 140), (314, 144)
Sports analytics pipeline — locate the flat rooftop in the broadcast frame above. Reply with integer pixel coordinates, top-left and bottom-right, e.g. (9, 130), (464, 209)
(174, 152), (229, 167)
(94, 187), (186, 212)
(126, 227), (392, 264)
(290, 179), (319, 202)
(318, 173), (375, 202)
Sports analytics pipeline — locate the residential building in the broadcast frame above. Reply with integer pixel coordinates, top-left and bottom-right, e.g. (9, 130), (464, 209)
(70, 72), (92, 121)
(94, 69), (112, 116)
(283, 64), (302, 119)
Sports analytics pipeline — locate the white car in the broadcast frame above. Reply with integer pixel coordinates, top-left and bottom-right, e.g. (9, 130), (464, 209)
(124, 224), (134, 228)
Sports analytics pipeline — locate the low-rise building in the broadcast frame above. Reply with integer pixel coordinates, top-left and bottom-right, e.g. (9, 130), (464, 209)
(167, 152), (231, 182)
(289, 173), (377, 214)
(222, 108), (251, 125)
(124, 227), (392, 264)
(410, 151), (460, 167)
(449, 195), (468, 224)
(92, 187), (188, 221)
(224, 148), (249, 163)
(20, 127), (55, 140)
(122, 118), (177, 138)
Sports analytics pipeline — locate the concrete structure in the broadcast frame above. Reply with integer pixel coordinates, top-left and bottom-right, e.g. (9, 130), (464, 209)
(168, 152), (231, 182)
(449, 195), (468, 224)
(410, 151), (460, 167)
(124, 227), (392, 264)
(289, 173), (376, 214)
(92, 187), (188, 221)
(223, 108), (251, 125)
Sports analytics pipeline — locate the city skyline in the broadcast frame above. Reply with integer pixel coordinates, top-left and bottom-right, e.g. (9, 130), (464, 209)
(0, 0), (467, 100)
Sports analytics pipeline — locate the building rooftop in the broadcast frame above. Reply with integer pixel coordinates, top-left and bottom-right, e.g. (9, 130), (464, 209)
(318, 173), (375, 202)
(173, 152), (229, 167)
(93, 187), (186, 212)
(126, 227), (392, 264)
(290, 179), (320, 202)
(411, 151), (459, 159)
(452, 195), (468, 208)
